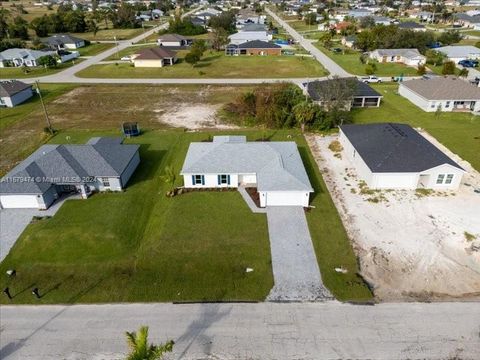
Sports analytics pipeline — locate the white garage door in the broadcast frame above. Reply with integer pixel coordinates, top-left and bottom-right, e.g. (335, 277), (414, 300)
(374, 174), (417, 189)
(266, 192), (307, 207)
(0, 195), (39, 209)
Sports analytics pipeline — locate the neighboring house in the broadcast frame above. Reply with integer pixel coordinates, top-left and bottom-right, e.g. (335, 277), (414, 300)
(303, 78), (383, 110)
(0, 137), (140, 209)
(341, 35), (357, 48)
(372, 16), (391, 25)
(228, 30), (272, 45)
(130, 47), (177, 67)
(0, 48), (56, 67)
(348, 9), (373, 18)
(157, 34), (191, 47)
(190, 16), (208, 28)
(454, 13), (480, 27)
(225, 40), (282, 56)
(339, 123), (465, 190)
(436, 45), (480, 63)
(43, 34), (86, 49)
(180, 136), (313, 207)
(399, 76), (480, 112)
(369, 48), (426, 67)
(397, 21), (426, 31)
(0, 80), (33, 107)
(240, 23), (268, 32)
(333, 21), (352, 34)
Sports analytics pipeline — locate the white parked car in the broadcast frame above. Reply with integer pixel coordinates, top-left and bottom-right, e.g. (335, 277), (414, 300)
(120, 56), (131, 61)
(361, 75), (382, 83)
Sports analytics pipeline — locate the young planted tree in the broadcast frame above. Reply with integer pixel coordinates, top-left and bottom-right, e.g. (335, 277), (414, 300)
(293, 101), (317, 132)
(37, 55), (58, 68)
(417, 64), (427, 76)
(211, 27), (228, 51)
(125, 326), (174, 360)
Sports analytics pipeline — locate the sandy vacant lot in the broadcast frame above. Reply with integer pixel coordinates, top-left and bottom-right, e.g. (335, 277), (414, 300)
(307, 132), (480, 301)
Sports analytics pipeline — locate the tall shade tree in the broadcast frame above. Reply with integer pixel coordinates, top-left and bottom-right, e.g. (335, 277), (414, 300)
(125, 326), (174, 360)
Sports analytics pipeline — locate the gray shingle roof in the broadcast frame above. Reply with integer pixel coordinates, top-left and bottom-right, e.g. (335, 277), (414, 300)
(180, 137), (313, 192)
(400, 76), (480, 100)
(398, 21), (425, 29)
(0, 138), (140, 195)
(43, 34), (84, 47)
(235, 40), (281, 49)
(373, 48), (424, 59)
(0, 80), (32, 97)
(340, 123), (464, 173)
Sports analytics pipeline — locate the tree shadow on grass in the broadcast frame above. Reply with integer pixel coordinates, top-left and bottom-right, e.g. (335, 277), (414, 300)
(126, 146), (166, 187)
(0, 278), (104, 359)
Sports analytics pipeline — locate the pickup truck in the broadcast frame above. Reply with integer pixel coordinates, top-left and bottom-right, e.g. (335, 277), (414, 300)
(360, 75), (382, 83)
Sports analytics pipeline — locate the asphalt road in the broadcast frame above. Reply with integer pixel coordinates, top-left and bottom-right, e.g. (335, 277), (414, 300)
(1, 302), (479, 359)
(265, 8), (350, 77)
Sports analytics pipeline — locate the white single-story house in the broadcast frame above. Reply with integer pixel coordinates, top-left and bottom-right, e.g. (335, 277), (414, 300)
(369, 48), (426, 67)
(339, 123), (465, 190)
(0, 48), (56, 67)
(157, 34), (191, 47)
(436, 45), (480, 63)
(399, 76), (480, 112)
(0, 80), (33, 107)
(180, 136), (313, 207)
(0, 137), (140, 209)
(131, 47), (177, 67)
(303, 78), (383, 110)
(228, 30), (272, 45)
(43, 34), (86, 50)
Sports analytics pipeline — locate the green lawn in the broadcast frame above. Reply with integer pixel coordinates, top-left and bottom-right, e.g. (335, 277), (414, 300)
(286, 19), (316, 32)
(0, 129), (372, 303)
(77, 50), (328, 78)
(353, 83), (480, 171)
(461, 30), (480, 37)
(77, 42), (115, 56)
(316, 45), (420, 76)
(0, 60), (82, 79)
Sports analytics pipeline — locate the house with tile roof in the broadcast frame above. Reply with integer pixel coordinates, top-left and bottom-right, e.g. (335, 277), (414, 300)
(399, 76), (480, 112)
(0, 80), (33, 107)
(0, 138), (140, 209)
(339, 123), (465, 190)
(180, 136), (313, 207)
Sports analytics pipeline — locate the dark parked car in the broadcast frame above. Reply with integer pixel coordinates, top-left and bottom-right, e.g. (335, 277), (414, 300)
(458, 59), (479, 68)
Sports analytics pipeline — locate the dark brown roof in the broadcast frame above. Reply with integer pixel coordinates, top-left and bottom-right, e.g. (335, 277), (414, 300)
(0, 80), (32, 97)
(158, 34), (188, 42)
(134, 47), (176, 60)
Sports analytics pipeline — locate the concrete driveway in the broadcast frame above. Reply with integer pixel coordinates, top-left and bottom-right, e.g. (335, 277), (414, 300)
(0, 195), (79, 262)
(266, 206), (332, 301)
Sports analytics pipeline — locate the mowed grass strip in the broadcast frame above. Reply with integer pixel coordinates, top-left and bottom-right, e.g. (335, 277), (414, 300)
(0, 130), (273, 303)
(0, 60), (83, 79)
(77, 50), (328, 78)
(353, 83), (480, 171)
(77, 42), (115, 56)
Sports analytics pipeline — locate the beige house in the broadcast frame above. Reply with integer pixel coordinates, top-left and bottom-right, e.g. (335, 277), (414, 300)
(131, 47), (177, 67)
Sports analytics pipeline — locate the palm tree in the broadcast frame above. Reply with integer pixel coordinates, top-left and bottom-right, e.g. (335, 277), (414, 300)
(125, 326), (174, 360)
(293, 101), (316, 132)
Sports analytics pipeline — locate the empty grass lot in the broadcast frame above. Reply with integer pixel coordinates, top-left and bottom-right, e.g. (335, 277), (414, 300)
(353, 83), (480, 171)
(77, 50), (328, 78)
(0, 60), (83, 79)
(71, 27), (145, 41)
(316, 45), (420, 76)
(0, 128), (372, 303)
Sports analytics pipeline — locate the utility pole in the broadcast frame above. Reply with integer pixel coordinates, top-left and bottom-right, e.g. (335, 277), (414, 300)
(35, 80), (54, 135)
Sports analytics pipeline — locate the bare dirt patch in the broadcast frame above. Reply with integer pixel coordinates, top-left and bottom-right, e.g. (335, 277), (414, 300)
(158, 104), (237, 129)
(306, 132), (480, 301)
